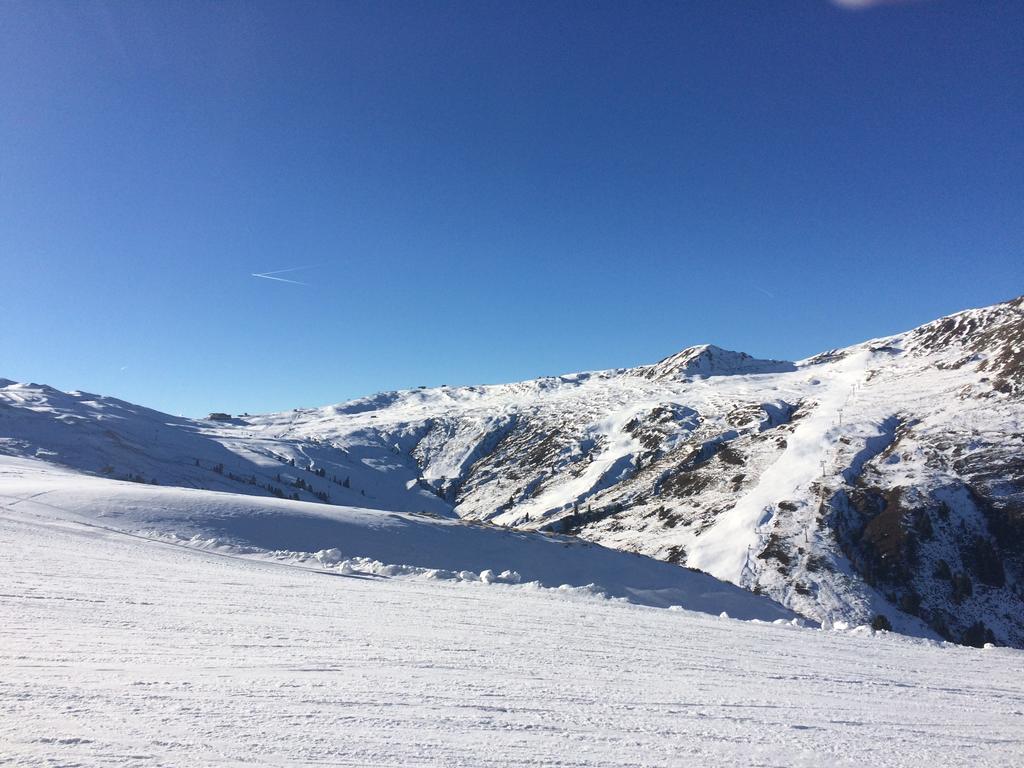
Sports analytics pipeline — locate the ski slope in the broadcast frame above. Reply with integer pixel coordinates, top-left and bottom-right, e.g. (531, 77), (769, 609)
(685, 348), (873, 583)
(2, 468), (1023, 767)
(0, 457), (795, 620)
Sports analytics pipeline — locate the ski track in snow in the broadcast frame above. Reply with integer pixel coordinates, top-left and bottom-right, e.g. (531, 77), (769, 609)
(2, 505), (1024, 767)
(687, 350), (873, 584)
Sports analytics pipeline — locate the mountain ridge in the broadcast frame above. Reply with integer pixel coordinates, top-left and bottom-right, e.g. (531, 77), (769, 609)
(2, 294), (1022, 646)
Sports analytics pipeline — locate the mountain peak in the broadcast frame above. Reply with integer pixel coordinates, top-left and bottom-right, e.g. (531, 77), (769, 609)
(633, 344), (796, 381)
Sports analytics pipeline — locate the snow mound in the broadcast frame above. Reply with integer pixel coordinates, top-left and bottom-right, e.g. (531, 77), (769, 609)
(0, 457), (798, 622)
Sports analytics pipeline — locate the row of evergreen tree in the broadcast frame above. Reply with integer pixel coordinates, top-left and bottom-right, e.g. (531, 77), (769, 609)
(190, 455), (368, 505)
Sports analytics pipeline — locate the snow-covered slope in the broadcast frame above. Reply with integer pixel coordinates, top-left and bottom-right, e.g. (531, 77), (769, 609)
(3, 295), (1022, 646)
(0, 457), (795, 621)
(0, 379), (453, 516)
(3, 473), (1023, 767)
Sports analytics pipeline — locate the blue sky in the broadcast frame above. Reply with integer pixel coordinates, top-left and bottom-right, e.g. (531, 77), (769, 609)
(2, 0), (1021, 416)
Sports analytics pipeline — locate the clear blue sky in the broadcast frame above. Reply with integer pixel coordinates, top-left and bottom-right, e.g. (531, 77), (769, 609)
(2, 0), (1021, 416)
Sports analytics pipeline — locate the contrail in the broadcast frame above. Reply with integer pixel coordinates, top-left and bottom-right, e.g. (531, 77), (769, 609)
(252, 273), (309, 286)
(829, 0), (926, 8)
(252, 266), (316, 286)
(755, 286), (776, 299)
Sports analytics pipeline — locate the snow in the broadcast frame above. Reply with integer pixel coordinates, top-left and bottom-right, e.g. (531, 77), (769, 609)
(2, 299), (1024, 763)
(3, 465), (1023, 766)
(1, 295), (1022, 645)
(0, 457), (795, 621)
(504, 405), (650, 526)
(685, 349), (874, 583)
(635, 344), (797, 379)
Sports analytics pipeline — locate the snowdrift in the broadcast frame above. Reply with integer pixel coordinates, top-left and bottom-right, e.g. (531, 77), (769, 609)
(0, 457), (797, 622)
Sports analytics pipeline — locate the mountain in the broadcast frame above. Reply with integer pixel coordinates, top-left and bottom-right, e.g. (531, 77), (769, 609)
(632, 344), (796, 380)
(2, 295), (1022, 646)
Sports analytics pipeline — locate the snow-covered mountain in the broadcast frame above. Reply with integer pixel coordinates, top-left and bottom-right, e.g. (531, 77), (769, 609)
(3, 295), (1022, 646)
